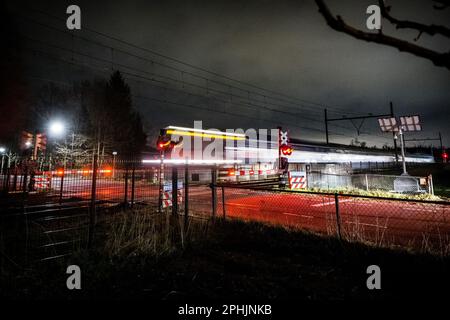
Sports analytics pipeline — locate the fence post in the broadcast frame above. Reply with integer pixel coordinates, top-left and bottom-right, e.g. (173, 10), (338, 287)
(29, 170), (35, 192)
(184, 163), (189, 221)
(22, 167), (28, 194)
(3, 168), (10, 193)
(334, 193), (342, 240)
(222, 186), (226, 219)
(172, 166), (178, 215)
(88, 154), (98, 248)
(124, 164), (129, 206)
(429, 174), (434, 195)
(211, 167), (217, 219)
(365, 174), (369, 191)
(59, 170), (65, 205)
(13, 169), (17, 191)
(130, 163), (136, 207)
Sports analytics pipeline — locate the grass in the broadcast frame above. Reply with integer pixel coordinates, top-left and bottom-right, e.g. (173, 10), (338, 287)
(298, 187), (443, 201)
(1, 207), (449, 300)
(379, 163), (450, 198)
(276, 163), (450, 201)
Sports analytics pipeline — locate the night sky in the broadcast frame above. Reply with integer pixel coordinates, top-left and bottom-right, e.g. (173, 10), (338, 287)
(5, 0), (450, 147)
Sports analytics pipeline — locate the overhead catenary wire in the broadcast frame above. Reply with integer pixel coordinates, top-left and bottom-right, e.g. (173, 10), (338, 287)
(18, 9), (366, 117)
(17, 28), (392, 142)
(14, 11), (393, 144)
(20, 33), (381, 137)
(22, 46), (364, 139)
(21, 38), (392, 144)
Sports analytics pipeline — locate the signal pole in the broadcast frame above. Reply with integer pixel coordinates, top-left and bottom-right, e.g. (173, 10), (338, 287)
(398, 127), (407, 175)
(277, 126), (282, 170)
(390, 102), (399, 164)
(158, 150), (165, 213)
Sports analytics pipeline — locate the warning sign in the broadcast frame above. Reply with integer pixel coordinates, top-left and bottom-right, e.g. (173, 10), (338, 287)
(288, 171), (307, 189)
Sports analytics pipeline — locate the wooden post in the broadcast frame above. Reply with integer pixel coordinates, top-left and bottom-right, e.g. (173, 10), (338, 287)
(222, 186), (226, 219)
(130, 163), (136, 207)
(124, 165), (129, 205)
(172, 166), (178, 216)
(184, 163), (189, 220)
(211, 167), (217, 219)
(334, 193), (342, 240)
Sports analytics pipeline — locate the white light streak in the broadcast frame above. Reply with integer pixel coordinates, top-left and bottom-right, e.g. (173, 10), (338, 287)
(166, 126), (245, 138)
(142, 159), (243, 165)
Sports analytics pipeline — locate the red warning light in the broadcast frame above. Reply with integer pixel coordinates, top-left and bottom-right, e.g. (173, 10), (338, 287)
(280, 144), (293, 156)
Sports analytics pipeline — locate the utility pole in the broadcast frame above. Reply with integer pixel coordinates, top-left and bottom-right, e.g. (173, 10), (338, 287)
(390, 102), (399, 164)
(398, 127), (407, 175)
(324, 109), (329, 145)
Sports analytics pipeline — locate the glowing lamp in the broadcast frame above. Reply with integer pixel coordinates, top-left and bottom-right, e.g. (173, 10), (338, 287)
(280, 144), (293, 156)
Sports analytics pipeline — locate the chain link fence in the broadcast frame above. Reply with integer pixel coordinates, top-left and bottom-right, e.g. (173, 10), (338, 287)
(217, 186), (450, 255)
(0, 157), (217, 264)
(1, 157), (449, 265)
(305, 172), (433, 194)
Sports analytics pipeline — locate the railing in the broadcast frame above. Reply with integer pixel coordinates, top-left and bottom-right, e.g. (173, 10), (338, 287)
(304, 172), (433, 194)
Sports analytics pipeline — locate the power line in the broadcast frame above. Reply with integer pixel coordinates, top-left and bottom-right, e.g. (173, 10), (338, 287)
(20, 9), (366, 117)
(22, 36), (392, 144)
(16, 17), (390, 142)
(14, 12), (392, 144)
(15, 13), (331, 117)
(20, 33), (374, 137)
(22, 46), (357, 139)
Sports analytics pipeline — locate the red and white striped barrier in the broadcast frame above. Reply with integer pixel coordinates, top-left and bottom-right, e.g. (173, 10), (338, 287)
(223, 168), (277, 177)
(47, 169), (112, 176)
(35, 175), (51, 190)
(289, 172), (307, 189)
(162, 190), (183, 208)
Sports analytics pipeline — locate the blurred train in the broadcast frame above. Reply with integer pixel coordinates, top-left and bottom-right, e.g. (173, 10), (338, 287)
(217, 139), (434, 182)
(146, 126), (435, 183)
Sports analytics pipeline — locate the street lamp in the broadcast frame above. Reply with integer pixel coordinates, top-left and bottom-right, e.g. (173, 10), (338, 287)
(49, 120), (66, 137)
(47, 120), (67, 172)
(394, 127), (407, 175)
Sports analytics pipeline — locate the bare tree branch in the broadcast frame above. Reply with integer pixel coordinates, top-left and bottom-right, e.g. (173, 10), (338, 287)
(315, 0), (450, 70)
(378, 0), (450, 39)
